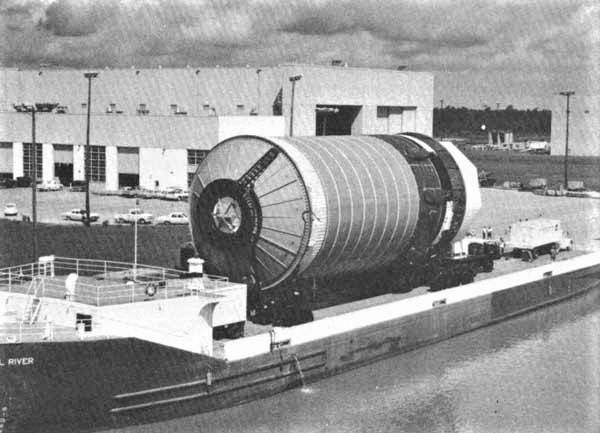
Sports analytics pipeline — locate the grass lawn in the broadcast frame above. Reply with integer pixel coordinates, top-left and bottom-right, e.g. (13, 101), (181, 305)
(464, 150), (600, 191)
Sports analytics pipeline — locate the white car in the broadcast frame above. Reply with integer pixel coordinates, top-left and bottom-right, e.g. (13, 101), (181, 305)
(4, 203), (18, 216)
(114, 208), (154, 224)
(156, 212), (189, 225)
(162, 187), (188, 201)
(37, 179), (63, 191)
(62, 208), (100, 222)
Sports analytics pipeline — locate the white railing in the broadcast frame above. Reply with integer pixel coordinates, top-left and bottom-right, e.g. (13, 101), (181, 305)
(0, 257), (234, 307)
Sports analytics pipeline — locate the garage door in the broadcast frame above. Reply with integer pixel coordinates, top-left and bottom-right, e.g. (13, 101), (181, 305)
(117, 147), (139, 174)
(0, 142), (12, 174)
(53, 144), (73, 163)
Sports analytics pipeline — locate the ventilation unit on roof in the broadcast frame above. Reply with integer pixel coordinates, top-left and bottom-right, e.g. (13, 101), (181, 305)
(106, 103), (117, 114)
(56, 105), (68, 114)
(137, 103), (149, 115)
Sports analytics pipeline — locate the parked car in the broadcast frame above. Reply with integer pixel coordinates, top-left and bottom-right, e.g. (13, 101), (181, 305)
(37, 179), (63, 191)
(156, 212), (189, 225)
(4, 203), (18, 216)
(0, 178), (16, 188)
(61, 208), (100, 222)
(69, 180), (86, 192)
(162, 187), (188, 201)
(16, 176), (32, 187)
(119, 187), (137, 198)
(114, 208), (154, 224)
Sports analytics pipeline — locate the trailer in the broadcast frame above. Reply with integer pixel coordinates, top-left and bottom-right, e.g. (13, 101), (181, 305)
(506, 218), (572, 261)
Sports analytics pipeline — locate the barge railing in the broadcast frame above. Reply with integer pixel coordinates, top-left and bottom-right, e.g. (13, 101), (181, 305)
(0, 256), (231, 307)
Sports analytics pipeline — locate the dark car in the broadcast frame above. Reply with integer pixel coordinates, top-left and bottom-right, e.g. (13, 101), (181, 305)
(0, 178), (16, 188)
(16, 176), (32, 187)
(69, 180), (86, 192)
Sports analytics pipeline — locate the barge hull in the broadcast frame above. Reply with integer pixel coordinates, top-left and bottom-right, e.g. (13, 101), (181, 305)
(2, 259), (600, 432)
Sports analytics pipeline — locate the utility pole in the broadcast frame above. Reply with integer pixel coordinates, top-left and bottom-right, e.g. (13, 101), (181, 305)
(559, 91), (575, 189)
(31, 107), (37, 261)
(83, 72), (98, 227)
(13, 103), (58, 261)
(289, 74), (302, 136)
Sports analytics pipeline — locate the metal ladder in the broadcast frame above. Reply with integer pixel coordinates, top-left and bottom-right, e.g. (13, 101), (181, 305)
(22, 277), (43, 325)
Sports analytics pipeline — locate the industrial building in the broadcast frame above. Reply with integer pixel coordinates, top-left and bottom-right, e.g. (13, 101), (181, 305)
(551, 93), (599, 156)
(0, 65), (434, 190)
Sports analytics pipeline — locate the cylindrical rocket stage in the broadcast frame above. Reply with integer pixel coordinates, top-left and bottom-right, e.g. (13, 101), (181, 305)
(189, 134), (480, 291)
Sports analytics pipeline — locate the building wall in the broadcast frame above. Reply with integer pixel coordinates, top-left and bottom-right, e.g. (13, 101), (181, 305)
(278, 65), (433, 136)
(217, 116), (285, 141)
(12, 142), (23, 178)
(138, 148), (187, 190)
(0, 65), (434, 188)
(105, 146), (118, 190)
(42, 143), (54, 182)
(551, 94), (600, 156)
(73, 144), (85, 181)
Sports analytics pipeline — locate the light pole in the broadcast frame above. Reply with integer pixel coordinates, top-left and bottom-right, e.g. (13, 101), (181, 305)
(13, 103), (58, 261)
(289, 74), (302, 136)
(256, 68), (262, 114)
(559, 91), (575, 190)
(83, 72), (98, 227)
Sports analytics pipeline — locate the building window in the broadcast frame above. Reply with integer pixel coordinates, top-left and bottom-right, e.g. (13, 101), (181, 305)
(187, 172), (196, 187)
(187, 149), (208, 166)
(88, 145), (106, 182)
(23, 143), (42, 178)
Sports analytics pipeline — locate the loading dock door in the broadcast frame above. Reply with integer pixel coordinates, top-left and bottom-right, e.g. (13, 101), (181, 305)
(117, 147), (139, 188)
(0, 142), (13, 177)
(54, 144), (73, 185)
(316, 105), (361, 136)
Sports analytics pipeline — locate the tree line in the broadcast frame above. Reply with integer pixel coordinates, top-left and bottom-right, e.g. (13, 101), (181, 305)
(433, 106), (551, 138)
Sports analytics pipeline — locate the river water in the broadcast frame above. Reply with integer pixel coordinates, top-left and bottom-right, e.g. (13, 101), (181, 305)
(105, 290), (599, 433)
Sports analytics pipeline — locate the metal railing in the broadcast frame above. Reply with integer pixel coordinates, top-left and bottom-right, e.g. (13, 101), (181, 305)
(0, 257), (233, 307)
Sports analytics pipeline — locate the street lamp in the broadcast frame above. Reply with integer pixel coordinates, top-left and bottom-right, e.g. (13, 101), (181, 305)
(256, 68), (262, 114)
(559, 91), (575, 189)
(83, 72), (98, 227)
(289, 74), (302, 136)
(13, 103), (59, 261)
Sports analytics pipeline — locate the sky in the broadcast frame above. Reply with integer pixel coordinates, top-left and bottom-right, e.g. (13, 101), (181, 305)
(0, 0), (598, 109)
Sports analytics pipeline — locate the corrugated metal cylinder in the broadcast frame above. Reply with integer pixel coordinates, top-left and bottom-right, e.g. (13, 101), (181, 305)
(189, 134), (475, 290)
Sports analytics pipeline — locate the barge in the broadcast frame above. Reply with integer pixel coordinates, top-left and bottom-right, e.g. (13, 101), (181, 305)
(1, 251), (599, 433)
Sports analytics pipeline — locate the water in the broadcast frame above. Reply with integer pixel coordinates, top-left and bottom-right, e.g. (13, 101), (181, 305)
(105, 291), (599, 433)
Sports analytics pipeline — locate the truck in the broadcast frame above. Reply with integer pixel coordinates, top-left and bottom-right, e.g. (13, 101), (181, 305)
(114, 208), (154, 224)
(506, 218), (572, 261)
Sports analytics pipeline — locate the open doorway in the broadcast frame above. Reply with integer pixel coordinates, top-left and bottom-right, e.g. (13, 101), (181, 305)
(315, 105), (362, 135)
(54, 163), (73, 185)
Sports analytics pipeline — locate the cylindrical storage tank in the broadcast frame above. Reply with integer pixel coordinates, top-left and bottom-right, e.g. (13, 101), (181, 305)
(189, 134), (479, 291)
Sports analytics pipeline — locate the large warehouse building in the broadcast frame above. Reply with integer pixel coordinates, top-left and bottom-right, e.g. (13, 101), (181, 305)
(0, 64), (434, 190)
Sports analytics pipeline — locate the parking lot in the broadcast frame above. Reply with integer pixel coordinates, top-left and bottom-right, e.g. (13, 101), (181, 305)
(0, 187), (188, 224)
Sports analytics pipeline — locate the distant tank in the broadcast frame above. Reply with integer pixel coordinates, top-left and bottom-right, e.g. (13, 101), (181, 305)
(189, 134), (481, 302)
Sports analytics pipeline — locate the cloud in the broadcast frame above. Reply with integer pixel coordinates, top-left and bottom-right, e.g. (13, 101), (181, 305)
(0, 0), (596, 106)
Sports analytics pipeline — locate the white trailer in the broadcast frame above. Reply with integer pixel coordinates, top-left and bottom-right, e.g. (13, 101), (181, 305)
(506, 218), (572, 261)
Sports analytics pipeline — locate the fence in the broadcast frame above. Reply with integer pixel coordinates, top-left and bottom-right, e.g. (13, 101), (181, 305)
(0, 257), (232, 307)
